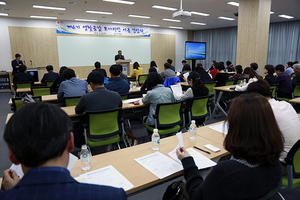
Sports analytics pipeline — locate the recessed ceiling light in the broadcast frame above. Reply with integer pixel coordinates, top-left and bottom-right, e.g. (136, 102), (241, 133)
(33, 5), (66, 11)
(169, 26), (184, 29)
(270, 11), (275, 14)
(103, 0), (135, 5)
(190, 22), (206, 25)
(128, 14), (151, 19)
(0, 1), (6, 5)
(75, 18), (98, 22)
(152, 5), (177, 11)
(190, 11), (210, 17)
(111, 21), (131, 24)
(142, 23), (160, 27)
(278, 14), (294, 19)
(162, 18), (181, 22)
(227, 1), (239, 6)
(30, 15), (58, 19)
(0, 12), (8, 16)
(218, 16), (235, 21)
(86, 10), (113, 15)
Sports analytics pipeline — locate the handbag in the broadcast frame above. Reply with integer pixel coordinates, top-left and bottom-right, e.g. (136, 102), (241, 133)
(21, 93), (35, 105)
(163, 180), (189, 200)
(125, 130), (140, 146)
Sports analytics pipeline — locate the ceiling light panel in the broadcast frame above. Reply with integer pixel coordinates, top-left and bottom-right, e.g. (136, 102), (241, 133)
(33, 5), (66, 11)
(278, 14), (294, 19)
(190, 22), (206, 25)
(86, 10), (113, 15)
(227, 1), (239, 6)
(142, 24), (160, 27)
(152, 5), (177, 11)
(103, 0), (135, 5)
(190, 11), (210, 16)
(30, 15), (57, 19)
(128, 14), (151, 19)
(75, 18), (98, 22)
(0, 1), (6, 5)
(218, 16), (235, 21)
(0, 12), (8, 16)
(111, 21), (131, 24)
(162, 18), (181, 22)
(169, 26), (184, 29)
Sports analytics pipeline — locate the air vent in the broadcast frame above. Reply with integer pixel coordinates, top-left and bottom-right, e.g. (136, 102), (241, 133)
(67, 1), (76, 5)
(2, 8), (11, 11)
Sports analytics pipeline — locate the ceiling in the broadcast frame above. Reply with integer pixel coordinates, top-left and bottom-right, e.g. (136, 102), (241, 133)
(1, 0), (300, 30)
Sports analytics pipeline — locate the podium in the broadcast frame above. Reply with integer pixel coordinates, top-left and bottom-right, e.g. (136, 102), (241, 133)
(116, 59), (132, 76)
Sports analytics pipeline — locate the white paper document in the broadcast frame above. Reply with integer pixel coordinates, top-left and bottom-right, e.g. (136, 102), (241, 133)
(79, 165), (134, 191)
(171, 84), (183, 96)
(209, 122), (229, 135)
(134, 152), (183, 179)
(183, 72), (190, 80)
(10, 153), (78, 177)
(168, 148), (217, 170)
(123, 98), (141, 103)
(176, 132), (184, 148)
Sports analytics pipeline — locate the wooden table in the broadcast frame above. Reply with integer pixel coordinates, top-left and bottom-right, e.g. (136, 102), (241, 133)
(70, 124), (228, 194)
(289, 97), (300, 104)
(212, 85), (236, 117)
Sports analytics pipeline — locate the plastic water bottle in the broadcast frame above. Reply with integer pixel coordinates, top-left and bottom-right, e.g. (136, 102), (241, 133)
(152, 129), (160, 150)
(189, 120), (197, 139)
(80, 144), (91, 171)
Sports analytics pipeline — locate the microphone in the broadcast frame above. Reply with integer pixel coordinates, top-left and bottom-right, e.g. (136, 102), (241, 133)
(23, 60), (26, 65)
(30, 60), (32, 67)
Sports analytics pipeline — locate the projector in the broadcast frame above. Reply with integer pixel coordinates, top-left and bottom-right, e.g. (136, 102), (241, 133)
(173, 10), (191, 19)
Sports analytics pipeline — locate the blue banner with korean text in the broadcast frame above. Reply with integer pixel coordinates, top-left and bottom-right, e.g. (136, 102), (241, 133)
(56, 21), (150, 37)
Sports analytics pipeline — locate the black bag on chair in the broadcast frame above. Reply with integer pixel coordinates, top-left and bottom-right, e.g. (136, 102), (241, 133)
(163, 180), (189, 200)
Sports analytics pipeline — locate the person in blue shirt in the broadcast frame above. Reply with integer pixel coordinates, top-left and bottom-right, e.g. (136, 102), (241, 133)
(57, 68), (89, 99)
(250, 62), (260, 76)
(1, 103), (127, 200)
(284, 61), (294, 76)
(105, 64), (130, 95)
(167, 59), (175, 72)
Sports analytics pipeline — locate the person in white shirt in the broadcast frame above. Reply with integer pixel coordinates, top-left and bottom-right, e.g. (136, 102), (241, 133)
(246, 79), (300, 165)
(235, 67), (261, 92)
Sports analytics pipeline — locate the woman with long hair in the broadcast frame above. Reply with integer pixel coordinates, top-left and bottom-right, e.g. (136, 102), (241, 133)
(235, 67), (261, 92)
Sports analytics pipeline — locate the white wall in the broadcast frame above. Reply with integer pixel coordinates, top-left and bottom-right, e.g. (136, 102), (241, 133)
(0, 17), (186, 72)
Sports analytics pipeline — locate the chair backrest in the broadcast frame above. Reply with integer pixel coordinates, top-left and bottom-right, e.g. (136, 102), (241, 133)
(187, 95), (212, 120)
(235, 78), (246, 85)
(204, 81), (216, 96)
(85, 108), (122, 139)
(120, 93), (129, 100)
(225, 80), (235, 86)
(155, 101), (184, 128)
(12, 96), (42, 111)
(270, 84), (278, 99)
(31, 86), (51, 96)
(63, 96), (81, 107)
(46, 81), (54, 87)
(285, 139), (300, 178)
(294, 84), (300, 98)
(138, 74), (148, 86)
(14, 82), (31, 89)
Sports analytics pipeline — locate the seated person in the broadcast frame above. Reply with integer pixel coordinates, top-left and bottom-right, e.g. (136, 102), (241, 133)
(130, 62), (144, 82)
(1, 103), (127, 199)
(176, 93), (283, 200)
(142, 73), (176, 127)
(213, 63), (229, 87)
(118, 64), (128, 83)
(195, 64), (211, 83)
(167, 59), (175, 72)
(105, 64), (130, 95)
(13, 65), (34, 85)
(235, 67), (261, 92)
(284, 61), (294, 76)
(179, 64), (191, 82)
(150, 60), (159, 73)
(51, 66), (68, 90)
(263, 64), (276, 85)
(57, 68), (89, 99)
(225, 61), (235, 72)
(246, 79), (300, 174)
(209, 62), (218, 78)
(160, 62), (175, 81)
(41, 65), (59, 84)
(250, 62), (260, 76)
(75, 70), (122, 147)
(275, 64), (293, 98)
(292, 63), (300, 88)
(94, 61), (107, 77)
(141, 67), (157, 91)
(229, 65), (244, 80)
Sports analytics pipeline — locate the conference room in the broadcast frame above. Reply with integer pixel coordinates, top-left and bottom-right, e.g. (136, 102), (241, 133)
(1, 0), (300, 199)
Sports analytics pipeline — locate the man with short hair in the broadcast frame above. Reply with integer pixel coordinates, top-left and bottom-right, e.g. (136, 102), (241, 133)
(57, 68), (88, 99)
(105, 64), (130, 95)
(117, 64), (128, 82)
(209, 62), (218, 78)
(13, 65), (34, 84)
(115, 50), (125, 61)
(11, 53), (23, 75)
(246, 79), (300, 169)
(181, 60), (187, 71)
(292, 63), (300, 88)
(41, 65), (59, 84)
(94, 61), (107, 77)
(285, 61), (294, 76)
(275, 64), (293, 98)
(160, 62), (175, 81)
(1, 103), (127, 199)
(167, 59), (175, 71)
(250, 62), (260, 76)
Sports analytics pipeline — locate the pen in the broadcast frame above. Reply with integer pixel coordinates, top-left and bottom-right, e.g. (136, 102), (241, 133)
(194, 146), (211, 154)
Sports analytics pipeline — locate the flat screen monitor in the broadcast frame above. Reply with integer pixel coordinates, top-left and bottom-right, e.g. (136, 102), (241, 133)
(185, 41), (206, 60)
(27, 69), (39, 82)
